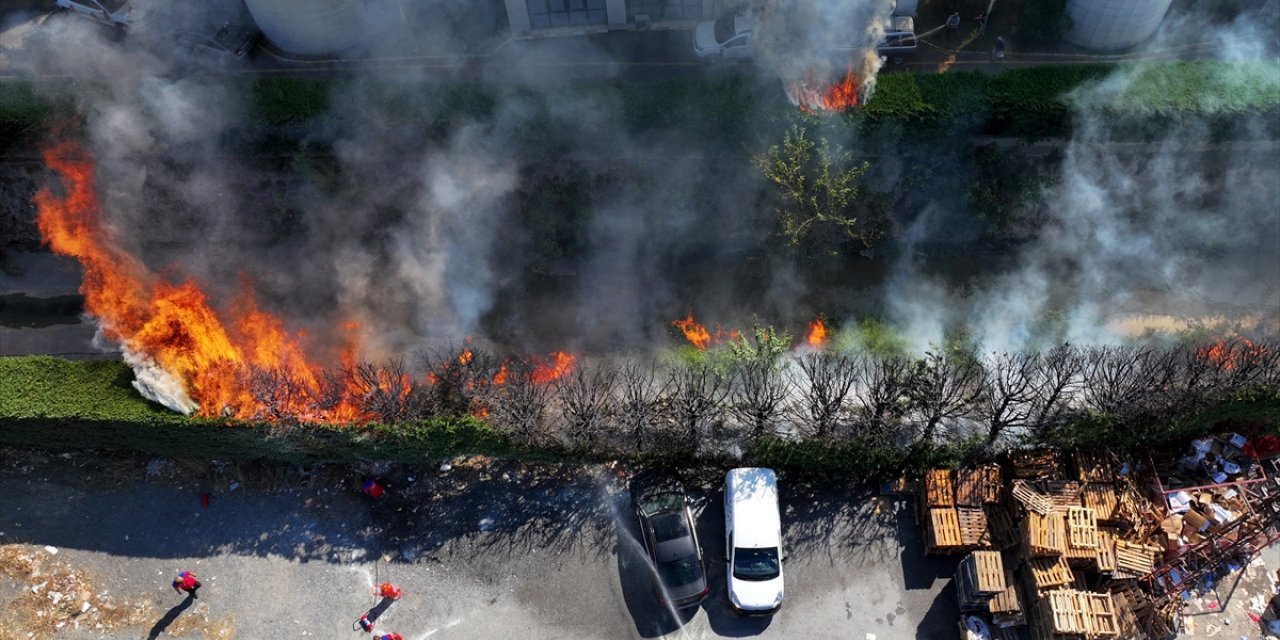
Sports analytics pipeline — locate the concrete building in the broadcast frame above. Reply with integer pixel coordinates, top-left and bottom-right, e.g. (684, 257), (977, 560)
(1064, 0), (1173, 50)
(503, 0), (721, 35)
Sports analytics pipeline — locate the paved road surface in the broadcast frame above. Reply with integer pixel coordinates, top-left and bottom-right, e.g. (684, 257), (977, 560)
(0, 451), (960, 639)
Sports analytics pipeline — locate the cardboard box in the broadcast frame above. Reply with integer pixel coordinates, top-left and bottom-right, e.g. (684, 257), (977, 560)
(1183, 510), (1210, 532)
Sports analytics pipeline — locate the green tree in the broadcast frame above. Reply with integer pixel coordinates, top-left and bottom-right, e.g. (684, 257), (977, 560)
(752, 125), (880, 252)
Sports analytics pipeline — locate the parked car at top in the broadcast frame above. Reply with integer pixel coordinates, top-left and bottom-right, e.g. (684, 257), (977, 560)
(724, 467), (784, 615)
(876, 0), (918, 59)
(693, 10), (755, 61)
(633, 481), (709, 609)
(172, 19), (260, 65)
(53, 0), (135, 31)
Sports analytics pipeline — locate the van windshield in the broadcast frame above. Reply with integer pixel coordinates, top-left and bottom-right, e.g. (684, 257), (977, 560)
(732, 547), (780, 581)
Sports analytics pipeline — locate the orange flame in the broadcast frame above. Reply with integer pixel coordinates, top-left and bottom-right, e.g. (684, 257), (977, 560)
(1200, 336), (1268, 371)
(34, 140), (365, 422)
(492, 364), (508, 385)
(532, 352), (576, 384)
(788, 65), (862, 113)
(673, 313), (712, 350)
(807, 318), (827, 347)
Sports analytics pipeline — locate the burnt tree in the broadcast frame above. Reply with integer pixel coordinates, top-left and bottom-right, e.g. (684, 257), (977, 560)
(852, 355), (912, 440)
(618, 358), (669, 453)
(727, 358), (789, 440)
(350, 359), (419, 424)
(976, 352), (1040, 445)
(907, 349), (982, 445)
(669, 362), (730, 452)
(1029, 343), (1084, 432)
(790, 352), (860, 438)
(554, 364), (618, 450)
(487, 362), (553, 445)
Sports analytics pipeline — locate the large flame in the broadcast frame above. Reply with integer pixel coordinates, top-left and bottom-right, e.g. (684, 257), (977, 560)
(806, 318), (827, 347)
(1199, 336), (1268, 371)
(532, 351), (576, 384)
(35, 140), (364, 422)
(673, 313), (712, 350)
(787, 64), (862, 113)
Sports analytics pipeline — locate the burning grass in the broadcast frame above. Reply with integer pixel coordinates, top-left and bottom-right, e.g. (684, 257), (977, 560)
(0, 544), (234, 639)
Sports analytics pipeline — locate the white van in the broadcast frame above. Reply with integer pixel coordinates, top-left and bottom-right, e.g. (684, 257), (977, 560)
(724, 467), (784, 615)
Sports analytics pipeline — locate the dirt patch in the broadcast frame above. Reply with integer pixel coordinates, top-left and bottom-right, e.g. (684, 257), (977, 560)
(0, 544), (234, 639)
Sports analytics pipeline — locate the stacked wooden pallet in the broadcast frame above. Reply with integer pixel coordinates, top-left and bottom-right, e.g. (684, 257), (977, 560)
(1026, 556), (1074, 592)
(1013, 450), (1061, 479)
(927, 507), (963, 552)
(988, 569), (1025, 628)
(958, 507), (991, 547)
(1113, 541), (1161, 579)
(1093, 528), (1117, 573)
(982, 464), (1003, 503)
(1023, 511), (1066, 557)
(1044, 481), (1083, 513)
(1034, 590), (1119, 639)
(957, 551), (1006, 610)
(956, 469), (986, 507)
(1066, 508), (1099, 553)
(987, 503), (1018, 550)
(1081, 484), (1119, 521)
(925, 469), (955, 507)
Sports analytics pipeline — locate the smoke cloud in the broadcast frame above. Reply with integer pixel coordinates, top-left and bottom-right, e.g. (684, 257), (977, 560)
(8, 0), (1278, 387)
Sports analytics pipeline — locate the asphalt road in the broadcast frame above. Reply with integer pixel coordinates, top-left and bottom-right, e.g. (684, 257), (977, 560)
(0, 451), (960, 639)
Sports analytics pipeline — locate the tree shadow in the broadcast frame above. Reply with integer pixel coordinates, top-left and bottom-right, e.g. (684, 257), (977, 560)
(146, 594), (193, 640)
(913, 579), (960, 639)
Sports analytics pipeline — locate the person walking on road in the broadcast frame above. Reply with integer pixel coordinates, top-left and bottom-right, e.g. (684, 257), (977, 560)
(945, 12), (960, 42)
(172, 571), (202, 598)
(991, 36), (1007, 60)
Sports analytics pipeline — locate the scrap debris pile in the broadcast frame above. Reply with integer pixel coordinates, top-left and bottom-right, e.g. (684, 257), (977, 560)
(917, 433), (1280, 639)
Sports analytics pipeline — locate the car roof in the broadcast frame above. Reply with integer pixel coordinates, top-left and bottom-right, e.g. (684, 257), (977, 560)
(735, 15), (755, 34)
(726, 467), (780, 548)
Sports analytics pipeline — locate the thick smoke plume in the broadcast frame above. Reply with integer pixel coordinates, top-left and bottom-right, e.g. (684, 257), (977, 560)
(10, 0), (1279, 421)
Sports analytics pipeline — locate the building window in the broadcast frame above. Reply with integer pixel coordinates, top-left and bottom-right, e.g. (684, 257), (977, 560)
(627, 0), (703, 22)
(527, 0), (607, 29)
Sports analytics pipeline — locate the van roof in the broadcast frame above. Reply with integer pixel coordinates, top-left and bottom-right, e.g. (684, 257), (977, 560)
(726, 467), (780, 548)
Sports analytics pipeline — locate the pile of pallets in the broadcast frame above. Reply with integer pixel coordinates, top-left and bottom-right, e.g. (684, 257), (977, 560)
(987, 569), (1025, 628)
(1113, 541), (1161, 579)
(1032, 590), (1119, 639)
(1013, 451), (1062, 479)
(957, 551), (1007, 611)
(921, 466), (1004, 554)
(1022, 511), (1065, 558)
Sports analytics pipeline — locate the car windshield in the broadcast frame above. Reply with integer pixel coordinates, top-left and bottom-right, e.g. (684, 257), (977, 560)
(638, 492), (684, 518)
(713, 13), (737, 44)
(732, 547), (780, 581)
(658, 557), (703, 588)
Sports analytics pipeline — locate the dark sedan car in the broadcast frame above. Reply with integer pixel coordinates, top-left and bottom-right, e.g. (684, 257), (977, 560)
(634, 485), (709, 609)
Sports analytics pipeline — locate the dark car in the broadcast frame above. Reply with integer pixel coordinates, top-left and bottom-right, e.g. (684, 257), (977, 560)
(633, 484), (709, 609)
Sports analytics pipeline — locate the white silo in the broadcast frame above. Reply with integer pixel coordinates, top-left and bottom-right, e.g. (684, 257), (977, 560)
(1064, 0), (1172, 50)
(244, 0), (387, 56)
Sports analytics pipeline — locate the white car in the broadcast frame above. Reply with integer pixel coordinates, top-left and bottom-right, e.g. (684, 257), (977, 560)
(54, 0), (134, 30)
(724, 467), (784, 615)
(693, 11), (755, 61)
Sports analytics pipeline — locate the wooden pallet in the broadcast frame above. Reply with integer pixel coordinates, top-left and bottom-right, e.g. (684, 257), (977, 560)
(957, 507), (991, 547)
(1013, 480), (1054, 515)
(1114, 541), (1160, 578)
(1073, 450), (1117, 483)
(982, 463), (1003, 503)
(1110, 592), (1143, 640)
(988, 568), (1021, 613)
(955, 469), (985, 507)
(1012, 450), (1061, 479)
(987, 503), (1018, 550)
(1023, 511), (1066, 557)
(928, 507), (963, 552)
(1045, 480), (1083, 513)
(1079, 591), (1119, 637)
(1094, 528), (1117, 573)
(965, 551), (1006, 594)
(925, 469), (955, 508)
(1027, 556), (1073, 590)
(1067, 507), (1099, 550)
(1082, 484), (1119, 521)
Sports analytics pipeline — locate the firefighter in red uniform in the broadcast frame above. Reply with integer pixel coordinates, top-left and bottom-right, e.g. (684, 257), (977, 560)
(377, 634), (403, 640)
(172, 571), (202, 598)
(378, 582), (402, 600)
(362, 478), (385, 498)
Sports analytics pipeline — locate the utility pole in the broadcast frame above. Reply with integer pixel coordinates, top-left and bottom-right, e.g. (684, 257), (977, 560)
(979, 0), (997, 35)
